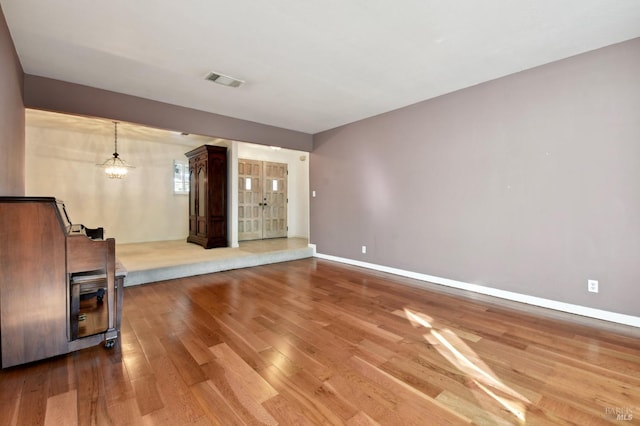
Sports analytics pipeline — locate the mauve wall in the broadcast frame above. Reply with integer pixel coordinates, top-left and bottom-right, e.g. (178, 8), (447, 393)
(24, 75), (313, 152)
(310, 38), (640, 317)
(0, 5), (24, 195)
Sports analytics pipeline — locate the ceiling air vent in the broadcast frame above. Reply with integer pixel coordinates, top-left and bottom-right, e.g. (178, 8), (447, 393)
(205, 72), (244, 88)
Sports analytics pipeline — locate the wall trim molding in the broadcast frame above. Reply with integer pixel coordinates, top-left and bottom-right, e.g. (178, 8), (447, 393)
(314, 252), (640, 329)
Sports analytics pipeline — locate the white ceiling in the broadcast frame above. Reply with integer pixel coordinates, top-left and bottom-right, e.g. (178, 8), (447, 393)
(25, 109), (221, 147)
(3, 0), (640, 134)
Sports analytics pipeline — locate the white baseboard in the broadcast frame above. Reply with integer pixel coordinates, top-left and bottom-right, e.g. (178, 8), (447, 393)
(314, 252), (640, 329)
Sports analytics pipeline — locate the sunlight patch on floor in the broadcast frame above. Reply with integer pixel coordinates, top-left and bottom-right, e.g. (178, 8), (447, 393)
(404, 308), (530, 424)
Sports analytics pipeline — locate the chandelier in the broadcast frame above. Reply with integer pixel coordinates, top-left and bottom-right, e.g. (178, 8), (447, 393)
(97, 122), (135, 179)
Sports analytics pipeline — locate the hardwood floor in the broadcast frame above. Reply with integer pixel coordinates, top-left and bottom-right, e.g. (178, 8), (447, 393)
(1, 258), (639, 425)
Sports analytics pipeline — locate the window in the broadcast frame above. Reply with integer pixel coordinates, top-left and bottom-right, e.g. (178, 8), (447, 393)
(173, 160), (189, 194)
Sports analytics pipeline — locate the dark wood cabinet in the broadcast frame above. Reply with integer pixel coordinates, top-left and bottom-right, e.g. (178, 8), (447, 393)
(185, 145), (228, 249)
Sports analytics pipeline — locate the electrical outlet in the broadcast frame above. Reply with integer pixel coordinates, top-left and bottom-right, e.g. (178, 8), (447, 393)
(362, 245), (367, 254)
(587, 279), (599, 293)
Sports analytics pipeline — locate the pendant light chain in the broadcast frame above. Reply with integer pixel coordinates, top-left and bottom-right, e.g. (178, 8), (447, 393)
(97, 120), (134, 178)
(113, 122), (119, 158)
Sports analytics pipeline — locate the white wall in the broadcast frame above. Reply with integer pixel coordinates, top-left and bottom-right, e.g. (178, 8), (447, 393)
(25, 119), (310, 245)
(26, 125), (200, 243)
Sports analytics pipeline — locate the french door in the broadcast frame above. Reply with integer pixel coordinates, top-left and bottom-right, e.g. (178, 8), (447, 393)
(238, 159), (287, 241)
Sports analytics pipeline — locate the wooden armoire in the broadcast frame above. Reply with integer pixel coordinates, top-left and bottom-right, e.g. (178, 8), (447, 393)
(185, 145), (228, 249)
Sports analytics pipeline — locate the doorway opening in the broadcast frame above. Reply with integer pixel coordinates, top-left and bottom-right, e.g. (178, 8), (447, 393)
(238, 159), (288, 241)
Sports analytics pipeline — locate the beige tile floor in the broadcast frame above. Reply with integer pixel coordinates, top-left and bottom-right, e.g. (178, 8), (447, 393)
(116, 237), (310, 272)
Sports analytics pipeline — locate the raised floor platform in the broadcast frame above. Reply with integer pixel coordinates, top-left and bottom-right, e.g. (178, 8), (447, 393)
(116, 238), (313, 286)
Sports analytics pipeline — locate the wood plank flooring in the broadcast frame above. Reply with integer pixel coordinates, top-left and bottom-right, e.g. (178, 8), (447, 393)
(1, 258), (639, 425)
